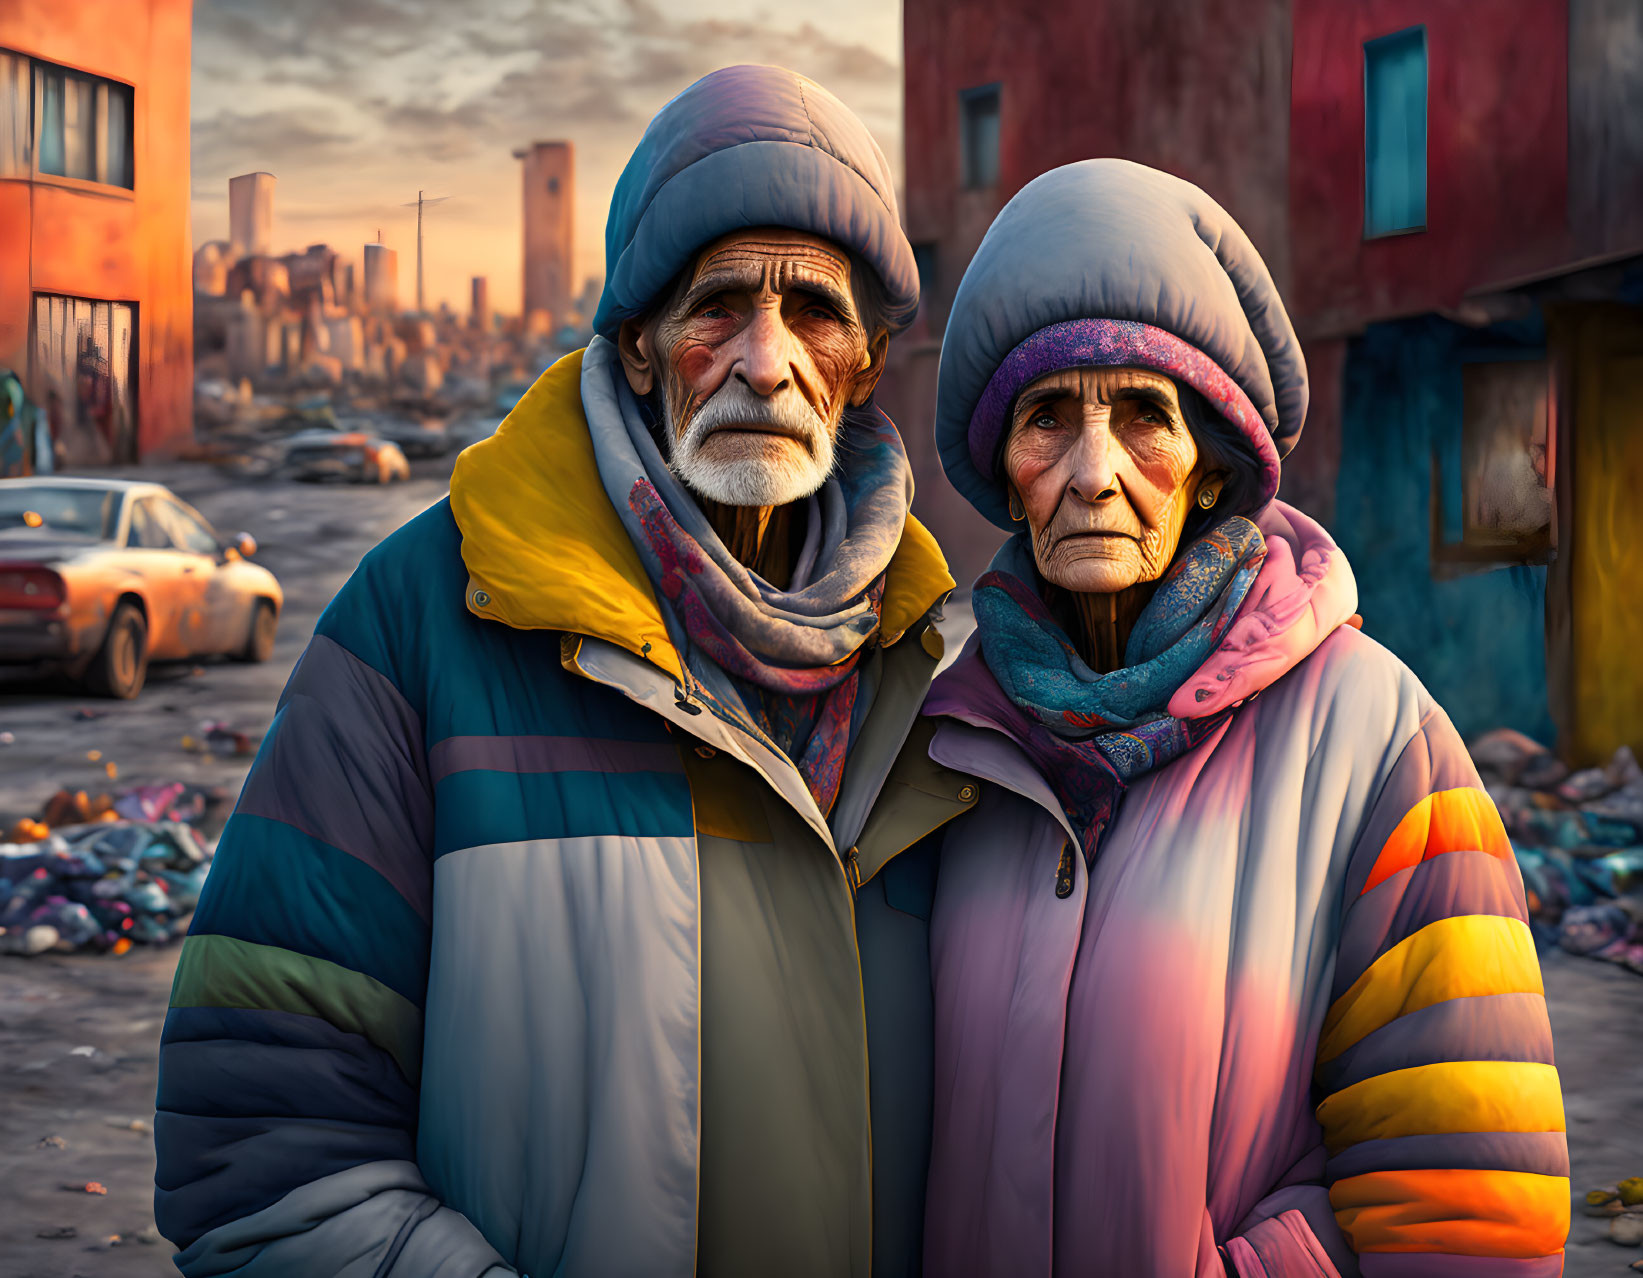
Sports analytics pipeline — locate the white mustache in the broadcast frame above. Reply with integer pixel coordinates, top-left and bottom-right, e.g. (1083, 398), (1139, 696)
(677, 382), (829, 456)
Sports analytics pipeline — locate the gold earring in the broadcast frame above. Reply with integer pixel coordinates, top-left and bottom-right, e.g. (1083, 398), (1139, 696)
(1008, 491), (1026, 522)
(1196, 484), (1219, 510)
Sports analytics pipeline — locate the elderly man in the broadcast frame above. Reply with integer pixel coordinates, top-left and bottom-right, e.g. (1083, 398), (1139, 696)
(153, 66), (966, 1278)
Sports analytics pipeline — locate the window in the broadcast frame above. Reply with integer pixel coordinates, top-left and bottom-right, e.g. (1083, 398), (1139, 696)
(1364, 28), (1426, 237)
(1433, 359), (1554, 566)
(912, 242), (938, 300)
(127, 499), (173, 550)
(0, 52), (27, 176)
(30, 293), (138, 466)
(161, 499), (221, 556)
(0, 52), (134, 189)
(959, 83), (1001, 191)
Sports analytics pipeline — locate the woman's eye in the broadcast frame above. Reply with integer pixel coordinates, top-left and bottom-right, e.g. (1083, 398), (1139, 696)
(803, 304), (840, 322)
(698, 304), (731, 320)
(1032, 412), (1059, 430)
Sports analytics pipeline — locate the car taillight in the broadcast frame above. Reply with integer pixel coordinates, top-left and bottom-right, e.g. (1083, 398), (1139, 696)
(0, 565), (66, 610)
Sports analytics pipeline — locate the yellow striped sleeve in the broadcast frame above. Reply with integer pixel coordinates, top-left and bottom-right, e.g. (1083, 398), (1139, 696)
(1319, 914), (1542, 1063)
(1315, 1060), (1564, 1155)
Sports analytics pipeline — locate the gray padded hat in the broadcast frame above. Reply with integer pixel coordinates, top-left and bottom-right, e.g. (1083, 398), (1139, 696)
(593, 65), (918, 338)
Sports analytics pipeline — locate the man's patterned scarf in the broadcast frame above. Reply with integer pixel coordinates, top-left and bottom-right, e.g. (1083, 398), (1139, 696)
(971, 518), (1266, 856)
(582, 338), (912, 814)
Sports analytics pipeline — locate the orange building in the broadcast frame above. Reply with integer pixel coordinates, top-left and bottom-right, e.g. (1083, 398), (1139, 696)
(0, 0), (192, 464)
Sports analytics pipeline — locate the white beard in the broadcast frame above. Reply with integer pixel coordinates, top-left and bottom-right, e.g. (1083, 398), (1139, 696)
(663, 381), (837, 507)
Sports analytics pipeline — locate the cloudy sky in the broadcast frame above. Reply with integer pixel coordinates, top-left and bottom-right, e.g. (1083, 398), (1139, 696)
(190, 0), (903, 316)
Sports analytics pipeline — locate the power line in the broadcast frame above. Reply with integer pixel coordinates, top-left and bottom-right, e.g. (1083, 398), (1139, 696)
(400, 190), (452, 314)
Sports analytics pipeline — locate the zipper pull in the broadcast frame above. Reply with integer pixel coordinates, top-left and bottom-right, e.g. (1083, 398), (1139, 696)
(1054, 840), (1075, 899)
(844, 845), (862, 893)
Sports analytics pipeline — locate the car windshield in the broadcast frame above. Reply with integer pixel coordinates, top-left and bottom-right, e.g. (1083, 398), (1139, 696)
(0, 486), (118, 542)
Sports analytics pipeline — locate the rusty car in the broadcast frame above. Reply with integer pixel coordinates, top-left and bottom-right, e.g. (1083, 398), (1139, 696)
(0, 477), (282, 698)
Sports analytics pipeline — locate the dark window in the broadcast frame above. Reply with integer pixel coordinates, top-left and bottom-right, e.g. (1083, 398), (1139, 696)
(912, 242), (939, 300)
(1364, 27), (1426, 237)
(8, 52), (134, 190)
(959, 83), (1001, 190)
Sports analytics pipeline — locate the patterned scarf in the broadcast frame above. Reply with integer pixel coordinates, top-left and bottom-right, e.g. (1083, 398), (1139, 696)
(969, 518), (1266, 856)
(582, 337), (912, 813)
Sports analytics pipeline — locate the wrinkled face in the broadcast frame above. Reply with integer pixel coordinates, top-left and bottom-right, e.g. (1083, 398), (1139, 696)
(1002, 366), (1206, 594)
(619, 227), (887, 507)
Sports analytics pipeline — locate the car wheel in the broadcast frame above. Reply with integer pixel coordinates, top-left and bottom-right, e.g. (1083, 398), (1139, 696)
(238, 599), (277, 663)
(86, 602), (148, 699)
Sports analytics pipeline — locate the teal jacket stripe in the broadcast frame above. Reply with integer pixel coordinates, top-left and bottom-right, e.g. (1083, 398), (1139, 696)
(433, 767), (694, 857)
(190, 813), (431, 1006)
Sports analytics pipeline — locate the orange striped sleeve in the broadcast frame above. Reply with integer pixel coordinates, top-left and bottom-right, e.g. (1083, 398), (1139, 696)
(1330, 1168), (1569, 1256)
(1359, 787), (1513, 897)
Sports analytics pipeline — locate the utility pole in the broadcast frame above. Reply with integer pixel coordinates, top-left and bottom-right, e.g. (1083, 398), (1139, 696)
(401, 190), (450, 315)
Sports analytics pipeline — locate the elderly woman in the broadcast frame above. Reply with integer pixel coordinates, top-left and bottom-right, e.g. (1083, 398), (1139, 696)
(917, 161), (1569, 1276)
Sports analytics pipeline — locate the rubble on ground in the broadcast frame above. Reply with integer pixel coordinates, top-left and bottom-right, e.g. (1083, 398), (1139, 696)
(1472, 729), (1643, 975)
(0, 781), (226, 956)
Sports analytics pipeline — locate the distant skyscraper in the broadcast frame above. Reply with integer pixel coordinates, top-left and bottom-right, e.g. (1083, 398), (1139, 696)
(228, 171), (275, 260)
(364, 242), (398, 314)
(514, 141), (573, 330)
(471, 275), (491, 331)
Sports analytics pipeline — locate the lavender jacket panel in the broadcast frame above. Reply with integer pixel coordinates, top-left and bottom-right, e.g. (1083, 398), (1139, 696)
(925, 625), (1434, 1278)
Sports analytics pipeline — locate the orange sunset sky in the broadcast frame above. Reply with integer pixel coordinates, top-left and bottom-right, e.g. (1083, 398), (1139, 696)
(189, 0), (903, 317)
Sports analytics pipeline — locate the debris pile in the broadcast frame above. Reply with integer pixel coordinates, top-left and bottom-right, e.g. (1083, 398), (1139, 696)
(0, 805), (217, 956)
(1471, 729), (1643, 974)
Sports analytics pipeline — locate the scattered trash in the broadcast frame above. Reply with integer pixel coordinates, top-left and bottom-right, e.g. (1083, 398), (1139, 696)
(104, 760), (118, 779)
(63, 1181), (107, 1195)
(1613, 1213), (1643, 1246)
(1623, 1177), (1643, 1206)
(97, 1233), (124, 1248)
(69, 1045), (96, 1057)
(105, 1117), (151, 1133)
(1473, 733), (1643, 977)
(37, 1135), (67, 1150)
(0, 731), (13, 745)
(0, 818), (213, 954)
(184, 720), (258, 757)
(85, 750), (101, 762)
(36, 1225), (76, 1240)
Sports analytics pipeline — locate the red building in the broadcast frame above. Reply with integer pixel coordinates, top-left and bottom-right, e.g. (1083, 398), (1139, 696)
(0, 0), (194, 465)
(894, 0), (1643, 763)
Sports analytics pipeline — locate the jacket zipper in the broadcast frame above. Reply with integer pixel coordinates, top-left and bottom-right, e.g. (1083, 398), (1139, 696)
(1053, 840), (1076, 898)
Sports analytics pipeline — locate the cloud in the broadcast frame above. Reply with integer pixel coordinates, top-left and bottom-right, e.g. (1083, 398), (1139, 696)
(190, 0), (904, 312)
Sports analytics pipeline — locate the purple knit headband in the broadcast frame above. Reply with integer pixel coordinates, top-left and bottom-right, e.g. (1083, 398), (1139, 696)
(967, 318), (1282, 508)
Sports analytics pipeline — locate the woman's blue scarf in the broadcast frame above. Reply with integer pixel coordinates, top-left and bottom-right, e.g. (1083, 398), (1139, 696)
(971, 517), (1266, 855)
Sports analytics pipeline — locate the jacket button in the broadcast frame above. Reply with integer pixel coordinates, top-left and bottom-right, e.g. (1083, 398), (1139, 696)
(958, 784), (976, 802)
(694, 745), (716, 759)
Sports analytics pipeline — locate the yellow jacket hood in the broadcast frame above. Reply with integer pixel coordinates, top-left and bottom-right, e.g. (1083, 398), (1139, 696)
(449, 349), (954, 684)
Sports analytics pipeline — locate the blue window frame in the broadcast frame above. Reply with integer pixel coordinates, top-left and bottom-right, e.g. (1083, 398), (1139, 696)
(959, 83), (1001, 190)
(1364, 27), (1426, 237)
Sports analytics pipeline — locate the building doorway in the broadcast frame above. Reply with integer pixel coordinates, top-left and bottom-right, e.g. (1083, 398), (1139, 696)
(29, 293), (137, 466)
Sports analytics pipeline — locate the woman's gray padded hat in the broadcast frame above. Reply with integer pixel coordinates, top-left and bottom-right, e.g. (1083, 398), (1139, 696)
(936, 159), (1308, 530)
(594, 64), (918, 338)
